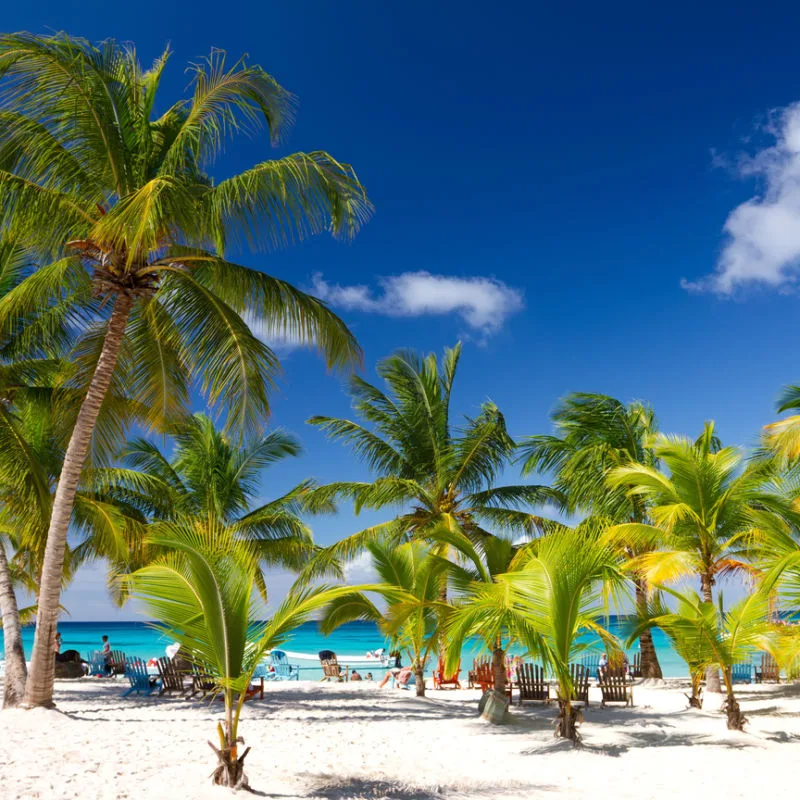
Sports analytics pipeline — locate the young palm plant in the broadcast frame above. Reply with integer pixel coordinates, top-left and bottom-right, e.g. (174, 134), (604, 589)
(126, 521), (355, 789)
(318, 539), (448, 696)
(304, 343), (559, 580)
(630, 588), (771, 730)
(605, 422), (793, 691)
(0, 33), (372, 706)
(91, 412), (330, 600)
(518, 393), (664, 678)
(445, 521), (625, 741)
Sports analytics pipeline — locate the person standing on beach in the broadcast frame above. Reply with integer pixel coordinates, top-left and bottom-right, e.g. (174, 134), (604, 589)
(101, 635), (113, 675)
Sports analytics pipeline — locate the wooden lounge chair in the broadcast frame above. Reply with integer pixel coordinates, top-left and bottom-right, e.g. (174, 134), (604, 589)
(270, 650), (300, 681)
(598, 668), (633, 707)
(468, 657), (489, 689)
(754, 653), (780, 683)
(569, 663), (590, 706)
(630, 653), (642, 678)
(319, 650), (347, 682)
(432, 657), (461, 690)
(123, 658), (159, 697)
(157, 656), (189, 695)
(190, 668), (217, 699)
(731, 661), (753, 684)
(473, 661), (513, 702)
(581, 653), (601, 680)
(517, 663), (549, 705)
(86, 650), (107, 677)
(110, 650), (127, 676)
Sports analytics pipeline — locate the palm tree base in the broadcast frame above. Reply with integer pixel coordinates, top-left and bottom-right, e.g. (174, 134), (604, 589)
(723, 695), (746, 731)
(554, 699), (582, 743)
(209, 741), (252, 790)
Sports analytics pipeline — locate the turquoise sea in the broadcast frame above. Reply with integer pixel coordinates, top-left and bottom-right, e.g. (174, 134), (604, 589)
(2, 618), (692, 678)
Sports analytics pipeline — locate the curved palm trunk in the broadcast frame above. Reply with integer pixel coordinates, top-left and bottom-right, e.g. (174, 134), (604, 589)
(23, 294), (133, 708)
(700, 574), (721, 693)
(0, 540), (27, 708)
(634, 576), (663, 679)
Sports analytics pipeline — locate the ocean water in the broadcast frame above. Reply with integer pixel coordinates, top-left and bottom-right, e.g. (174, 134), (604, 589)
(1, 618), (693, 678)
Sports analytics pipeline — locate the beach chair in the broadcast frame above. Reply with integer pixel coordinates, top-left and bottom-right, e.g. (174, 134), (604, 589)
(190, 667), (217, 699)
(157, 657), (189, 695)
(110, 650), (127, 676)
(517, 663), (549, 705)
(731, 662), (753, 684)
(581, 653), (601, 680)
(473, 660), (513, 702)
(599, 668), (633, 707)
(432, 657), (461, 689)
(270, 650), (300, 681)
(468, 657), (489, 689)
(122, 658), (159, 697)
(247, 663), (267, 700)
(319, 650), (347, 682)
(569, 663), (590, 706)
(86, 650), (107, 677)
(754, 653), (780, 683)
(630, 652), (642, 678)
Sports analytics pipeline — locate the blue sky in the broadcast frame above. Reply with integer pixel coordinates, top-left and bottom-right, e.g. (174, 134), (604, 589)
(8, 1), (800, 618)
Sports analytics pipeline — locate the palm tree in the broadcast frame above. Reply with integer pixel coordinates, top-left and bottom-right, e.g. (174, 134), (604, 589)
(126, 521), (354, 789)
(605, 421), (792, 692)
(304, 343), (559, 580)
(94, 412), (329, 599)
(445, 521), (624, 740)
(319, 539), (447, 696)
(0, 33), (371, 706)
(0, 382), (146, 706)
(518, 393), (664, 678)
(631, 588), (771, 730)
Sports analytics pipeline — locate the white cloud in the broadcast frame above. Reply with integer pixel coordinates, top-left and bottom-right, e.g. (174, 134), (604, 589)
(310, 271), (524, 337)
(685, 103), (800, 293)
(342, 550), (378, 584)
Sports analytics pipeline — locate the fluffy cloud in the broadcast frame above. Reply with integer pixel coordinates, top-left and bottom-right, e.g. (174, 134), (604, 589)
(311, 271), (524, 337)
(685, 103), (800, 293)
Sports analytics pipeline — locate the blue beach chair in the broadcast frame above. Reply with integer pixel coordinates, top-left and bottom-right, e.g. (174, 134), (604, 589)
(270, 650), (300, 681)
(87, 650), (107, 677)
(731, 662), (753, 683)
(122, 658), (159, 697)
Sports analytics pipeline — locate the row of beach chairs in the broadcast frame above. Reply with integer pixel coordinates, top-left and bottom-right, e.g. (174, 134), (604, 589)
(122, 650), (300, 699)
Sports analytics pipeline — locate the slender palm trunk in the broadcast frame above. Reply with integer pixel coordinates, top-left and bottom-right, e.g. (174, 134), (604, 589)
(414, 659), (425, 697)
(555, 693), (581, 741)
(23, 294), (133, 708)
(0, 540), (27, 708)
(700, 573), (721, 693)
(492, 642), (506, 696)
(687, 671), (703, 708)
(634, 576), (662, 679)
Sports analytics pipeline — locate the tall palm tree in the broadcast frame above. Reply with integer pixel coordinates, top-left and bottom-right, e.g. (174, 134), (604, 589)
(126, 521), (354, 789)
(319, 539), (448, 696)
(303, 343), (559, 579)
(94, 412), (329, 598)
(0, 33), (371, 706)
(605, 421), (793, 691)
(518, 393), (664, 678)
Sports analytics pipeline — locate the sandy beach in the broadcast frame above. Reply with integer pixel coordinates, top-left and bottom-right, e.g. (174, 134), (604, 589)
(1, 678), (799, 799)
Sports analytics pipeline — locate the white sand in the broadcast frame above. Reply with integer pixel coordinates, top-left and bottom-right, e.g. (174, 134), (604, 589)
(1, 678), (799, 799)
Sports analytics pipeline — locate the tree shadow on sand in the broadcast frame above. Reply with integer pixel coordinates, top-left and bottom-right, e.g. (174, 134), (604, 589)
(304, 775), (555, 799)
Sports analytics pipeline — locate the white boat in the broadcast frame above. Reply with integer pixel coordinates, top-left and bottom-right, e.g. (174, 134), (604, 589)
(278, 649), (390, 667)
